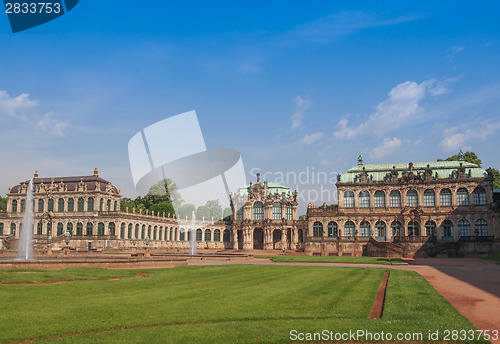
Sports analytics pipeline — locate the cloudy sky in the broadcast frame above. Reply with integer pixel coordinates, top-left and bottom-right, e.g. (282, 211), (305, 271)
(1, 1), (499, 214)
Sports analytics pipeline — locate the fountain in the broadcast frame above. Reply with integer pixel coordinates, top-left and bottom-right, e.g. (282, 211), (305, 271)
(18, 179), (34, 260)
(189, 210), (197, 255)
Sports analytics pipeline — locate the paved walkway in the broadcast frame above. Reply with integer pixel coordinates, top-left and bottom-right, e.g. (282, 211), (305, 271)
(188, 257), (500, 343)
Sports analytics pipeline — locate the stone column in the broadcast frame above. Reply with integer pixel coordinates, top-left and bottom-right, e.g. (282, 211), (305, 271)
(232, 229), (239, 250)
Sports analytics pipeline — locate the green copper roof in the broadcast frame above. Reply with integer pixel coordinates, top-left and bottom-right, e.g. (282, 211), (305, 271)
(238, 182), (291, 196)
(339, 160), (487, 183)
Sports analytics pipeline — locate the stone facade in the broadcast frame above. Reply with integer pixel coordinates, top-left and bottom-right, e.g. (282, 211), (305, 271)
(230, 173), (306, 251)
(305, 155), (500, 257)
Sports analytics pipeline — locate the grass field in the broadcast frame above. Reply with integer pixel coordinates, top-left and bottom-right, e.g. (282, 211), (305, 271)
(0, 265), (484, 343)
(254, 255), (407, 265)
(484, 251), (500, 262)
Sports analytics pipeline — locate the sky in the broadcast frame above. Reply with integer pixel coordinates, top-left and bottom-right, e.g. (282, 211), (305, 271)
(1, 1), (499, 214)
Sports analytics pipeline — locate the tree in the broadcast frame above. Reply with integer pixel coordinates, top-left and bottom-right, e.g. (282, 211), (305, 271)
(147, 178), (183, 207)
(177, 204), (196, 220)
(0, 195), (6, 212)
(150, 201), (175, 217)
(223, 207), (232, 220)
(439, 151), (500, 189)
(438, 151), (482, 166)
(205, 200), (222, 220)
(196, 205), (210, 220)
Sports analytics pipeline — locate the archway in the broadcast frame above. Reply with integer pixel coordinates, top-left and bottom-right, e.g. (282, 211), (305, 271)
(273, 229), (282, 250)
(253, 228), (264, 250)
(237, 229), (243, 250)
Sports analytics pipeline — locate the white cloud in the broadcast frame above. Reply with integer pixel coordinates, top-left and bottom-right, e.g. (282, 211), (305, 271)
(0, 90), (38, 120)
(319, 159), (335, 166)
(439, 120), (500, 152)
(369, 137), (402, 159)
(290, 95), (310, 132)
(333, 80), (440, 139)
(36, 112), (69, 137)
(300, 131), (324, 145)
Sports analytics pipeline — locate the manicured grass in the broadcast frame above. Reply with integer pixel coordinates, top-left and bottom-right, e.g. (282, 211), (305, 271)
(0, 268), (140, 284)
(254, 255), (407, 265)
(0, 265), (483, 343)
(484, 251), (500, 262)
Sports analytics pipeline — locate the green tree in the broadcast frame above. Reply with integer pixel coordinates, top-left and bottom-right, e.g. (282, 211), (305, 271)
(147, 178), (183, 207)
(177, 204), (196, 220)
(150, 201), (175, 217)
(223, 207), (232, 220)
(206, 200), (222, 220)
(438, 151), (482, 166)
(491, 168), (500, 189)
(0, 195), (7, 212)
(196, 205), (210, 220)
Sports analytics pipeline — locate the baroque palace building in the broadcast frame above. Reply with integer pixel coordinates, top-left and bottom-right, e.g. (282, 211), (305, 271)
(0, 169), (303, 253)
(306, 154), (500, 257)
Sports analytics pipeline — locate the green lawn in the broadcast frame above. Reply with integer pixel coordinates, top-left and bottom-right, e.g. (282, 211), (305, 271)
(484, 251), (500, 262)
(254, 255), (407, 265)
(0, 268), (140, 284)
(0, 265), (484, 343)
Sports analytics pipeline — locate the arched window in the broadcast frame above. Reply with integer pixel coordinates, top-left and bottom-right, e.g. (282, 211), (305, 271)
(148, 225), (152, 239)
(272, 202), (282, 220)
(67, 198), (74, 212)
(407, 190), (418, 207)
(441, 220), (453, 241)
(38, 199), (44, 213)
(98, 223), (105, 236)
(141, 225), (146, 239)
(360, 221), (370, 237)
(374, 191), (385, 207)
(48, 199), (54, 212)
(57, 198), (64, 212)
(375, 221), (386, 240)
(286, 203), (293, 220)
(408, 221), (419, 236)
(298, 229), (303, 242)
(457, 188), (469, 206)
(344, 191), (354, 208)
(107, 199), (111, 210)
(153, 226), (158, 240)
(87, 198), (94, 212)
(475, 219), (488, 236)
(11, 223), (16, 235)
(77, 222), (83, 236)
(20, 200), (26, 212)
(235, 206), (243, 220)
(174, 228), (178, 241)
(36, 222), (42, 235)
(77, 198), (84, 212)
(56, 223), (64, 236)
(196, 229), (203, 242)
(204, 229), (211, 242)
(359, 191), (370, 207)
(109, 222), (115, 236)
(423, 190), (435, 207)
(389, 190), (401, 207)
(458, 219), (470, 237)
(134, 224), (139, 239)
(391, 221), (402, 237)
(180, 228), (185, 241)
(473, 187), (486, 205)
(99, 198), (104, 211)
(0, 223), (3, 235)
(66, 223), (73, 235)
(114, 201), (117, 211)
(425, 220), (437, 236)
(11, 200), (17, 213)
(440, 189), (452, 206)
(214, 229), (221, 242)
(313, 222), (323, 237)
(127, 224), (132, 239)
(344, 221), (355, 237)
(120, 223), (125, 238)
(86, 223), (93, 236)
(327, 221), (338, 237)
(221, 229), (229, 242)
(253, 202), (264, 220)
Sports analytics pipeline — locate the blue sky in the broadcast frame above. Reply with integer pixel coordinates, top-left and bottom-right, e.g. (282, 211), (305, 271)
(1, 1), (499, 213)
